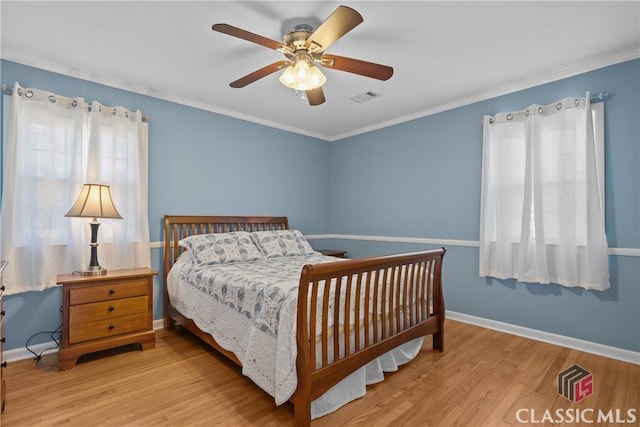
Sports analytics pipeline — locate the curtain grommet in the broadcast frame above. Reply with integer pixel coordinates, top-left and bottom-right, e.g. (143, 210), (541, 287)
(48, 95), (56, 103)
(506, 113), (513, 121)
(556, 102), (563, 110)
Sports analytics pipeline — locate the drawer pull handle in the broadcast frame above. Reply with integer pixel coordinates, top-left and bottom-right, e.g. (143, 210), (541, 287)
(108, 325), (115, 330)
(0, 337), (5, 343)
(1, 361), (6, 368)
(108, 306), (115, 312)
(0, 310), (4, 316)
(0, 285), (4, 292)
(108, 289), (116, 295)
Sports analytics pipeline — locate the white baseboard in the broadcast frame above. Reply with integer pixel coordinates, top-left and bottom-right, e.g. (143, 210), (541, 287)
(5, 316), (638, 365)
(5, 341), (57, 363)
(4, 319), (167, 363)
(153, 318), (164, 330)
(447, 310), (640, 365)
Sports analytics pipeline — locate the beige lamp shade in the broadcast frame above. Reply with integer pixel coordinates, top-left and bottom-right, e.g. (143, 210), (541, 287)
(65, 184), (122, 219)
(65, 183), (122, 275)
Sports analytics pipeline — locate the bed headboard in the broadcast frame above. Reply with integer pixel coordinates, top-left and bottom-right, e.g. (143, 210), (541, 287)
(163, 215), (289, 279)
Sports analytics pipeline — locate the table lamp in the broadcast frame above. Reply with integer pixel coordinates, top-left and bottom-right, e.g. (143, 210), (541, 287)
(65, 183), (122, 275)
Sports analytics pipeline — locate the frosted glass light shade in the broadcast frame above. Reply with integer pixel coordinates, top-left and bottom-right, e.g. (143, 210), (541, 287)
(279, 61), (326, 91)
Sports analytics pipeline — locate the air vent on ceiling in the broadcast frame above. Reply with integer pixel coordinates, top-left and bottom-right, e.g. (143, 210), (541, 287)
(350, 91), (381, 103)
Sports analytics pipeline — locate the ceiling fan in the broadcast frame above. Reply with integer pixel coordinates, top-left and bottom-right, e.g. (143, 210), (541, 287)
(212, 5), (394, 106)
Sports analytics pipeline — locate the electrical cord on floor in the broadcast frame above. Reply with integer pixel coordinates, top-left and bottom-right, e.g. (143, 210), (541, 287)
(25, 324), (62, 364)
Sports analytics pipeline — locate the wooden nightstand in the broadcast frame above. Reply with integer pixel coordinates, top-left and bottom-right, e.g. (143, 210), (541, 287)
(57, 268), (157, 371)
(319, 249), (348, 258)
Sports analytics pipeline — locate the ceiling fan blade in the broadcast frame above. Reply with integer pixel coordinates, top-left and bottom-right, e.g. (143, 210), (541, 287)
(305, 6), (363, 54)
(212, 23), (292, 54)
(320, 54), (394, 81)
(306, 87), (326, 106)
(229, 61), (290, 88)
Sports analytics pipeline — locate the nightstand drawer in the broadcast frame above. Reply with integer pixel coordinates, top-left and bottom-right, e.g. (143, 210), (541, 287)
(69, 296), (148, 323)
(69, 279), (148, 305)
(69, 312), (149, 344)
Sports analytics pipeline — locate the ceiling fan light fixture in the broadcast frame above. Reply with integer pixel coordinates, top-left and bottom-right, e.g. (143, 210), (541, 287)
(213, 5), (391, 105)
(279, 59), (326, 91)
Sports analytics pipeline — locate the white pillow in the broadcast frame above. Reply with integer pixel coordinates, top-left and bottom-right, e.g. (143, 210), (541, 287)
(250, 230), (314, 258)
(179, 231), (264, 264)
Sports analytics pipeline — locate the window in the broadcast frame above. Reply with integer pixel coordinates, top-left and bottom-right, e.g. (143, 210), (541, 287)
(479, 94), (609, 290)
(1, 84), (150, 294)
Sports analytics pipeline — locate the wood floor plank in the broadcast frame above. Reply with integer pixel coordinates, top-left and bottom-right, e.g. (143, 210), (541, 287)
(2, 320), (638, 426)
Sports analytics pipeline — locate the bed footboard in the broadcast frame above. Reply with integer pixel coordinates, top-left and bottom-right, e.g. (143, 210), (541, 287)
(293, 248), (446, 426)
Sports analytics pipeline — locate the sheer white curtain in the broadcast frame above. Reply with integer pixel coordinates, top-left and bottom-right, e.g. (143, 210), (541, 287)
(1, 83), (150, 295)
(80, 101), (150, 270)
(479, 93), (609, 290)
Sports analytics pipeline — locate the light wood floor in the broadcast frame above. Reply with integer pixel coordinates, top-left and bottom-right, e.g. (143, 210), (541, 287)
(2, 320), (638, 426)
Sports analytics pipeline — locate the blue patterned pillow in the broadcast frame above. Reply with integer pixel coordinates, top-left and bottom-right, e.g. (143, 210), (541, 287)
(250, 230), (315, 258)
(179, 231), (264, 264)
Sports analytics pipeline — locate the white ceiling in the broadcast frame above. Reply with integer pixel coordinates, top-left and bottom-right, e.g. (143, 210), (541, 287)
(2, 1), (639, 141)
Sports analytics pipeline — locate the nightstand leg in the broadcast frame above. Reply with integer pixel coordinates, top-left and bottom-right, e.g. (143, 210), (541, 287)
(58, 349), (78, 371)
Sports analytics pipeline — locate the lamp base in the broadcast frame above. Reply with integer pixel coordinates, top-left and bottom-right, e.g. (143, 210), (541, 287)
(78, 265), (108, 276)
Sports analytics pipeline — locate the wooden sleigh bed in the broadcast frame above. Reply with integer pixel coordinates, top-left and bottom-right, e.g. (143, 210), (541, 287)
(163, 215), (446, 426)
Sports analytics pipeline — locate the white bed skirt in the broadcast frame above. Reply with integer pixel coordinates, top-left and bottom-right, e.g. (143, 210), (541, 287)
(310, 336), (423, 419)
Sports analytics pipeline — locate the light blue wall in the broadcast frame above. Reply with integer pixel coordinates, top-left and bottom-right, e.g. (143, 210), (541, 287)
(0, 60), (331, 351)
(329, 59), (640, 352)
(1, 58), (638, 355)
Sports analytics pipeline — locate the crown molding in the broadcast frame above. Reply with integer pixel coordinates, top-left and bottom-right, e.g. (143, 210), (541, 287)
(3, 49), (638, 142)
(331, 49), (640, 141)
